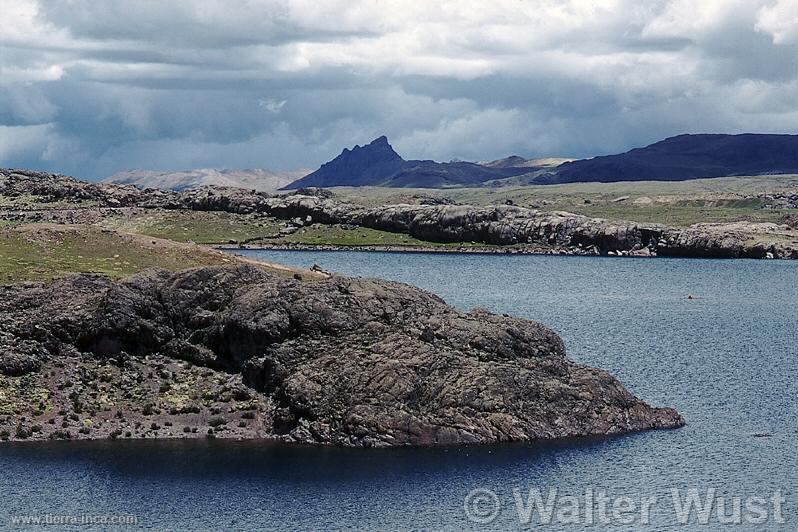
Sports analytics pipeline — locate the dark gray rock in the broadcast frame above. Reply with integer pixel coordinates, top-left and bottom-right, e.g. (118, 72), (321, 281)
(0, 265), (683, 446)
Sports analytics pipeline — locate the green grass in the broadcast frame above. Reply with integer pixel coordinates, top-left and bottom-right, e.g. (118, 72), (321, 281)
(331, 175), (798, 205)
(0, 225), (236, 283)
(327, 175), (798, 227)
(101, 209), (283, 244)
(0, 195), (98, 209)
(568, 205), (798, 226)
(0, 373), (51, 416)
(258, 224), (498, 248)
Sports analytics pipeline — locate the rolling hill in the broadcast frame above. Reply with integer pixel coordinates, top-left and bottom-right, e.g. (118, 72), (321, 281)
(105, 168), (309, 192)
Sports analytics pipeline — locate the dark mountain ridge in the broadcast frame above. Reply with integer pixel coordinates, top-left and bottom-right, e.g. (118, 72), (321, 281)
(547, 133), (798, 184)
(282, 136), (535, 189)
(282, 133), (798, 189)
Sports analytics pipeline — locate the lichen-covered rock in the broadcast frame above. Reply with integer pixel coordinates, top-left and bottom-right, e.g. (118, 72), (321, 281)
(0, 264), (683, 446)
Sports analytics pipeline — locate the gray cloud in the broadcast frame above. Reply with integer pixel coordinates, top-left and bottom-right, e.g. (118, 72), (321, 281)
(1, 0), (797, 180)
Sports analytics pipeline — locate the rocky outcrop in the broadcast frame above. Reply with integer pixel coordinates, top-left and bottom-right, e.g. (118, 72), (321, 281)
(3, 168), (796, 258)
(0, 168), (153, 207)
(357, 204), (662, 251)
(0, 265), (683, 445)
(218, 195), (796, 258)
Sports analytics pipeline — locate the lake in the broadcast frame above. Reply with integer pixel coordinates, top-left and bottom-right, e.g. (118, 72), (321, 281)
(2, 251), (796, 530)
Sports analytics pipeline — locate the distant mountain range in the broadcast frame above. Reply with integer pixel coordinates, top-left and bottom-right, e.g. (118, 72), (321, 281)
(107, 133), (798, 192)
(105, 168), (309, 192)
(477, 155), (574, 169)
(547, 133), (798, 184)
(282, 133), (798, 189)
(281, 136), (558, 189)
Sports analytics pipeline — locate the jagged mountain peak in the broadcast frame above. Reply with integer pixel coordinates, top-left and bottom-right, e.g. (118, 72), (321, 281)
(283, 136), (538, 189)
(334, 136), (402, 162)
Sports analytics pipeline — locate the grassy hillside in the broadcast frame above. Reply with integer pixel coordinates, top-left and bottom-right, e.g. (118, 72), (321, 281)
(101, 209), (282, 244)
(247, 224), (501, 249)
(0, 224), (314, 283)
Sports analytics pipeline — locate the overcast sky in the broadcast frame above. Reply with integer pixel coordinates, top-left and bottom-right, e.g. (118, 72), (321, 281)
(1, 0), (797, 179)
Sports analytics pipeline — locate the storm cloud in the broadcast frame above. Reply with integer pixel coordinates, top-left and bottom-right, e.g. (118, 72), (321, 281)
(1, 0), (797, 179)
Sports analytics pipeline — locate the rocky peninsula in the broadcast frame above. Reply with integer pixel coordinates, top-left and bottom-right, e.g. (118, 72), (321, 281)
(0, 264), (683, 445)
(2, 168), (795, 259)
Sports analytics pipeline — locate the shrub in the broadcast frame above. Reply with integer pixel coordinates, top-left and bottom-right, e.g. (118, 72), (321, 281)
(208, 416), (226, 428)
(241, 411), (255, 420)
(50, 430), (71, 440)
(0, 430), (9, 441)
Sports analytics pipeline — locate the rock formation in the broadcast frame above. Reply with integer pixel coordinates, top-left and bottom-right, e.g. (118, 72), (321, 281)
(2, 168), (796, 258)
(0, 264), (683, 445)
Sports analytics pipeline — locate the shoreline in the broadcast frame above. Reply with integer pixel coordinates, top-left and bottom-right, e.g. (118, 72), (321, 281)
(217, 241), (795, 260)
(0, 429), (652, 448)
(218, 242), (634, 257)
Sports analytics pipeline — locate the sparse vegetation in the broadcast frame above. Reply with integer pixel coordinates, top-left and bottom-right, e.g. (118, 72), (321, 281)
(0, 224), (238, 283)
(259, 223), (493, 248)
(208, 416), (226, 428)
(331, 176), (798, 228)
(101, 209), (282, 244)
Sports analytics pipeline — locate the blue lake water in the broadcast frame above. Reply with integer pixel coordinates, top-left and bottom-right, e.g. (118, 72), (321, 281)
(2, 251), (796, 530)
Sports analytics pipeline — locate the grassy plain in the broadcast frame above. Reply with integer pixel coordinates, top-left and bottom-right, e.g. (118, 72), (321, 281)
(330, 175), (798, 227)
(100, 209), (283, 244)
(0, 224), (240, 283)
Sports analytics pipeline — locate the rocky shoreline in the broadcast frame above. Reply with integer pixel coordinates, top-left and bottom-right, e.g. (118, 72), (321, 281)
(221, 242), (606, 256)
(0, 264), (684, 446)
(2, 168), (796, 259)
(224, 241), (662, 258)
